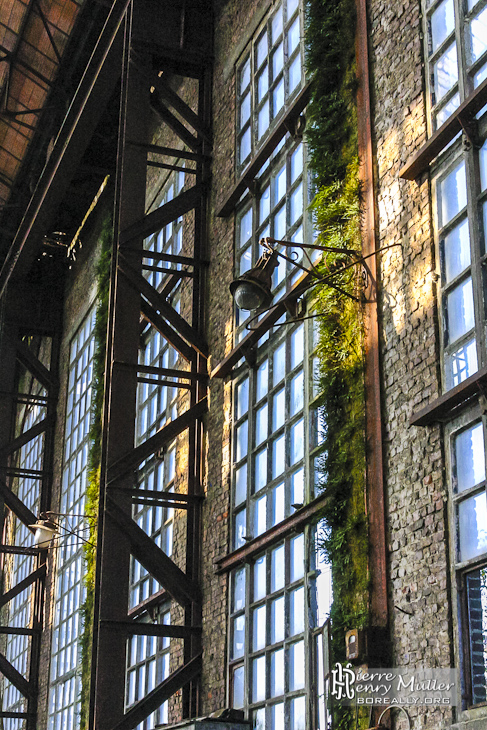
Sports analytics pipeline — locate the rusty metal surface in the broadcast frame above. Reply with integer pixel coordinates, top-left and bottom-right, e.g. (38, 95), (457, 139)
(356, 0), (389, 629)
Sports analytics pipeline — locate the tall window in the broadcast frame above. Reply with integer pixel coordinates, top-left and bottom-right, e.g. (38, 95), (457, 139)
(230, 4), (332, 725)
(2, 359), (46, 727)
(48, 309), (96, 730)
(447, 413), (487, 705)
(237, 0), (305, 166)
(424, 0), (487, 131)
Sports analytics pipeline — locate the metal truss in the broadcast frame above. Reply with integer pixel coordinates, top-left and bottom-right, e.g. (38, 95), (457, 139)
(89, 2), (212, 728)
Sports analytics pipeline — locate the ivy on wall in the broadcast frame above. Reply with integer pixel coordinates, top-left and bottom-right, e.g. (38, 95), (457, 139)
(306, 0), (369, 727)
(79, 216), (111, 729)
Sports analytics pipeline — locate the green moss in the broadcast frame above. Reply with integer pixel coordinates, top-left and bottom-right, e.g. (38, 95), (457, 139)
(79, 216), (112, 729)
(306, 2), (369, 728)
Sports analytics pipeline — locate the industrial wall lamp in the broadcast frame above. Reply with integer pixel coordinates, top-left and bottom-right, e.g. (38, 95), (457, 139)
(230, 236), (401, 312)
(29, 511), (95, 548)
(230, 236), (358, 311)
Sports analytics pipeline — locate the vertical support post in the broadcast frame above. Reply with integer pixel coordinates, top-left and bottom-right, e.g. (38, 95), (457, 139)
(91, 5), (150, 728)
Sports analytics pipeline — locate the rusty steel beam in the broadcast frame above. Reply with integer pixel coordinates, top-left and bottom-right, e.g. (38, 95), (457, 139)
(0, 415), (53, 459)
(105, 496), (201, 606)
(0, 564), (46, 607)
(118, 256), (207, 355)
(150, 94), (200, 151)
(148, 70), (211, 143)
(119, 182), (204, 246)
(100, 619), (201, 639)
(356, 0), (388, 629)
(110, 654), (202, 730)
(0, 477), (38, 527)
(140, 299), (195, 362)
(15, 338), (58, 392)
(106, 397), (208, 483)
(0, 652), (32, 698)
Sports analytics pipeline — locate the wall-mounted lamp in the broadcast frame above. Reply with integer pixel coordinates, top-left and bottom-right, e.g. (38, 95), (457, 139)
(230, 236), (400, 312)
(29, 511), (95, 548)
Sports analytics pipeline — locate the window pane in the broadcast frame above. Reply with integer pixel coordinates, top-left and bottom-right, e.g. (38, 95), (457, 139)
(271, 544), (285, 591)
(235, 463), (247, 505)
(271, 482), (285, 526)
(289, 641), (305, 690)
(232, 615), (245, 659)
(254, 556), (267, 600)
(241, 92), (251, 127)
(470, 5), (487, 63)
(256, 404), (268, 445)
(291, 371), (304, 415)
(273, 78), (285, 115)
(236, 420), (249, 461)
(447, 277), (475, 343)
(288, 18), (300, 54)
(257, 360), (269, 399)
(273, 343), (286, 384)
(271, 596), (285, 643)
(272, 435), (285, 478)
(253, 605), (266, 650)
(260, 186), (271, 222)
(291, 469), (304, 508)
(240, 208), (253, 246)
(290, 419), (304, 464)
(446, 337), (478, 388)
(233, 666), (245, 709)
(255, 448), (268, 491)
(272, 8), (283, 43)
(442, 219), (470, 282)
(240, 57), (251, 93)
(254, 495), (267, 536)
(466, 567), (487, 704)
(438, 162), (467, 227)
(290, 695), (306, 730)
(237, 378), (249, 419)
(291, 326), (304, 368)
(290, 534), (304, 582)
(430, 0), (454, 53)
(272, 389), (285, 431)
(270, 648), (285, 696)
(252, 656), (266, 702)
(257, 32), (268, 68)
(235, 509), (247, 549)
(454, 423), (485, 493)
(458, 492), (487, 561)
(258, 102), (270, 140)
(290, 586), (305, 635)
(433, 42), (458, 102)
(272, 44), (284, 80)
(435, 92), (460, 127)
(233, 568), (246, 612)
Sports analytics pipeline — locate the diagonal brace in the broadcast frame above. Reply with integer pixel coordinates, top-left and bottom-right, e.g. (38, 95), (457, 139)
(0, 653), (32, 698)
(105, 497), (200, 607)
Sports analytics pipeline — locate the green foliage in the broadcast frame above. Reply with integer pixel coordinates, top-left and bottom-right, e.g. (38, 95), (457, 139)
(79, 216), (112, 729)
(306, 2), (368, 728)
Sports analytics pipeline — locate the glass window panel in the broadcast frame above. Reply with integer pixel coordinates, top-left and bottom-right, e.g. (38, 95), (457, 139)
(446, 337), (478, 388)
(257, 360), (269, 400)
(271, 596), (285, 643)
(275, 166), (287, 203)
(273, 79), (285, 115)
(430, 0), (455, 53)
(235, 509), (247, 549)
(235, 463), (247, 506)
(233, 666), (245, 709)
(466, 567), (487, 704)
(290, 695), (306, 730)
(480, 140), (487, 191)
(290, 419), (304, 464)
(271, 648), (285, 697)
(271, 482), (285, 526)
(240, 208), (253, 246)
(291, 146), (303, 183)
(290, 184), (303, 224)
(273, 343), (286, 384)
(272, 435), (285, 478)
(288, 18), (300, 53)
(241, 92), (251, 127)
(442, 219), (471, 282)
(459, 492), (487, 561)
(254, 555), (267, 600)
(289, 641), (305, 690)
(237, 378), (249, 419)
(433, 42), (458, 102)
(255, 448), (268, 492)
(258, 102), (270, 140)
(272, 44), (284, 80)
(290, 586), (305, 635)
(257, 32), (268, 68)
(240, 127), (252, 165)
(289, 55), (302, 93)
(256, 404), (268, 445)
(233, 567), (246, 612)
(271, 544), (285, 591)
(252, 656), (266, 702)
(271, 703), (285, 729)
(240, 57), (251, 94)
(291, 371), (304, 415)
(438, 161), (467, 227)
(273, 204), (287, 241)
(291, 469), (304, 508)
(260, 186), (271, 223)
(254, 495), (267, 536)
(272, 8), (283, 43)
(447, 277), (475, 343)
(258, 67), (269, 102)
(470, 6), (487, 63)
(454, 423), (486, 493)
(236, 420), (249, 461)
(290, 533), (305, 582)
(254, 707), (265, 730)
(291, 326), (304, 368)
(288, 0), (299, 15)
(272, 389), (285, 431)
(253, 605), (267, 650)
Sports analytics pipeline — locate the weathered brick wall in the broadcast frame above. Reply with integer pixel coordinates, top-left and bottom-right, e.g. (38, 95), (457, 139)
(368, 0), (454, 727)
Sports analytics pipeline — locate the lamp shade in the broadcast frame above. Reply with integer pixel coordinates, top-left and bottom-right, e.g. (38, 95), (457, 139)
(230, 249), (279, 310)
(29, 519), (58, 547)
